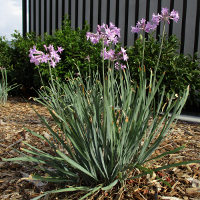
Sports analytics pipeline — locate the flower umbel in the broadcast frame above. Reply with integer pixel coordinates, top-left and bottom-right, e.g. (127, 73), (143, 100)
(152, 8), (179, 24)
(86, 22), (120, 46)
(87, 23), (128, 69)
(131, 18), (157, 34)
(132, 8), (179, 34)
(29, 45), (63, 67)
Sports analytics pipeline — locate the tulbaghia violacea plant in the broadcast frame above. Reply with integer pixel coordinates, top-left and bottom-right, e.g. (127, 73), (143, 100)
(3, 8), (200, 200)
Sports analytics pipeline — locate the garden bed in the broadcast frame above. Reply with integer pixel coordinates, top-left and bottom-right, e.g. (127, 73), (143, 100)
(0, 97), (200, 200)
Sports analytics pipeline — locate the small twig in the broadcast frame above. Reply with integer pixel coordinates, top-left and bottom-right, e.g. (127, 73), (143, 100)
(6, 139), (23, 149)
(139, 191), (148, 200)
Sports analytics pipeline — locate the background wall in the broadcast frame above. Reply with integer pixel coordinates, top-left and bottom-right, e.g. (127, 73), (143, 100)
(23, 0), (200, 55)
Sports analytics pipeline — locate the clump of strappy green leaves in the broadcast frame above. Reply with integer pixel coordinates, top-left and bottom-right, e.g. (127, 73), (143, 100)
(3, 8), (200, 200)
(0, 67), (17, 104)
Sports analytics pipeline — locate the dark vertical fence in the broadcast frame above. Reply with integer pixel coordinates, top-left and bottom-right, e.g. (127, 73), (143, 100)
(24, 0), (200, 55)
(22, 0), (27, 36)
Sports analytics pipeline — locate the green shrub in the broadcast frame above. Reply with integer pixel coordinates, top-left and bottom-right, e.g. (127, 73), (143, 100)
(8, 32), (42, 94)
(0, 37), (12, 68)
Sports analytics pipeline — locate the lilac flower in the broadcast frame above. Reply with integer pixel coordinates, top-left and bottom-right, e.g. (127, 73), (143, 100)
(29, 44), (63, 68)
(29, 45), (46, 66)
(145, 22), (155, 33)
(86, 32), (100, 44)
(131, 27), (140, 34)
(86, 22), (120, 46)
(120, 47), (129, 61)
(131, 18), (157, 34)
(57, 47), (64, 53)
(115, 62), (120, 70)
(161, 7), (169, 17)
(152, 8), (179, 25)
(120, 64), (126, 70)
(101, 48), (115, 61)
(170, 9), (179, 23)
(114, 62), (126, 70)
(152, 13), (161, 25)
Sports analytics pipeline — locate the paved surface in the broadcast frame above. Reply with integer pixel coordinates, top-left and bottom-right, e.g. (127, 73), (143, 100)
(176, 114), (200, 123)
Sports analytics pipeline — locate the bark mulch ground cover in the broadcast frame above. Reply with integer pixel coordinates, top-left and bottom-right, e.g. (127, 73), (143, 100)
(0, 97), (200, 200)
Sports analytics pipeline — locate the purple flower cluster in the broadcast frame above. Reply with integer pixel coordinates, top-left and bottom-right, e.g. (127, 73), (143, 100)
(101, 47), (128, 70)
(131, 18), (157, 34)
(29, 45), (64, 68)
(152, 8), (179, 25)
(114, 62), (126, 70)
(87, 23), (128, 70)
(131, 7), (179, 34)
(86, 22), (120, 46)
(101, 47), (128, 61)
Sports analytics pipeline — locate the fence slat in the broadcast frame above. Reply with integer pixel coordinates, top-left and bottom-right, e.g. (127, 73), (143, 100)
(101, 0), (107, 24)
(65, 0), (69, 19)
(194, 0), (200, 54)
(58, 0), (62, 29)
(106, 0), (110, 25)
(118, 0), (126, 45)
(36, 0), (39, 35)
(109, 0), (116, 25)
(183, 0), (197, 55)
(198, 24), (200, 55)
(33, 0), (36, 33)
(41, 0), (45, 35)
(93, 0), (99, 31)
(172, 0), (182, 43)
(52, 0), (56, 34)
(85, 0), (91, 26)
(90, 0), (94, 31)
(22, 0), (27, 36)
(78, 0), (83, 28)
(71, 0), (75, 29)
(127, 0), (136, 46)
(97, 0), (101, 25)
(124, 0), (129, 46)
(138, 0), (146, 21)
(46, 0), (49, 34)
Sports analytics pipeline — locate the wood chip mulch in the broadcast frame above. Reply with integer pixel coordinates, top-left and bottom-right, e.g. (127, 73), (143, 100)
(0, 97), (200, 200)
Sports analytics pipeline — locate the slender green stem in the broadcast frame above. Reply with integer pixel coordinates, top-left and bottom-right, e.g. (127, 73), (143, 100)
(155, 22), (166, 76)
(141, 32), (146, 69)
(153, 22), (166, 88)
(48, 63), (56, 93)
(140, 32), (146, 90)
(38, 68), (45, 87)
(102, 41), (105, 87)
